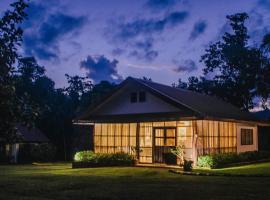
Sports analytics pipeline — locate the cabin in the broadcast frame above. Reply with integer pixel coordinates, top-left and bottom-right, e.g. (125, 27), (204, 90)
(0, 124), (49, 163)
(74, 77), (270, 165)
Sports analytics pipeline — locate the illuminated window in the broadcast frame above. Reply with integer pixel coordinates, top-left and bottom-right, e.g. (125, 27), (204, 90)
(139, 92), (146, 102)
(130, 92), (137, 103)
(241, 128), (253, 145)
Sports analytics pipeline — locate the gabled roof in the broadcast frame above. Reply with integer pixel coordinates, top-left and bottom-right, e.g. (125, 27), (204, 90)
(16, 124), (49, 143)
(79, 77), (257, 122)
(135, 78), (256, 121)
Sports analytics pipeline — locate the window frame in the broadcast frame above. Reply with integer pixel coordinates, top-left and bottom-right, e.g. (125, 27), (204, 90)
(139, 91), (146, 102)
(240, 128), (253, 146)
(130, 92), (137, 103)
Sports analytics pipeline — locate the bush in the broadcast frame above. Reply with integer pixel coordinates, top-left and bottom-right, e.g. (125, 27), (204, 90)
(74, 151), (95, 162)
(197, 151), (270, 169)
(183, 160), (193, 171)
(197, 155), (213, 168)
(73, 151), (135, 168)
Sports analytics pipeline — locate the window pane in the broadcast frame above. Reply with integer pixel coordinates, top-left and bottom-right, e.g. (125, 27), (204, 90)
(155, 129), (164, 137)
(130, 92), (137, 103)
(166, 138), (175, 146)
(166, 129), (175, 137)
(139, 92), (146, 102)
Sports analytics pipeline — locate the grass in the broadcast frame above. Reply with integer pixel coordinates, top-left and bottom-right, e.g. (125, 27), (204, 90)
(0, 163), (270, 200)
(194, 162), (270, 175)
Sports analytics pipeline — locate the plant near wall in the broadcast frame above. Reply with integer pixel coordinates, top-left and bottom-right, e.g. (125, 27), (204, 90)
(171, 144), (185, 166)
(131, 146), (142, 163)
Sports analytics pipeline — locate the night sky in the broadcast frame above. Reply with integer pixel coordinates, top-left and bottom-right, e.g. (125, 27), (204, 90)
(1, 0), (270, 87)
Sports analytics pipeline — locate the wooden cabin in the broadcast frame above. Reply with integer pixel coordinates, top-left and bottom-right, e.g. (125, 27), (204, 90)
(75, 77), (269, 165)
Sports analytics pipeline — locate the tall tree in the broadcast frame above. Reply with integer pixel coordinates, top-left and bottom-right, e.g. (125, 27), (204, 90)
(0, 0), (29, 142)
(199, 13), (269, 110)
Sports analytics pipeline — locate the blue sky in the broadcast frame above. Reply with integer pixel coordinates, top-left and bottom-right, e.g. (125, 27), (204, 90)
(1, 0), (270, 87)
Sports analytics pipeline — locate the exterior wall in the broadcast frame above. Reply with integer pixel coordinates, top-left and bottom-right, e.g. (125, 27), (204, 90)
(92, 84), (181, 115)
(195, 120), (237, 155)
(195, 120), (258, 157)
(93, 120), (259, 165)
(236, 123), (258, 153)
(94, 121), (194, 164)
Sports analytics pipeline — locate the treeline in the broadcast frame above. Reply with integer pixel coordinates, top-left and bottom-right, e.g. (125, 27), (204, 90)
(173, 13), (270, 111)
(0, 1), (116, 160)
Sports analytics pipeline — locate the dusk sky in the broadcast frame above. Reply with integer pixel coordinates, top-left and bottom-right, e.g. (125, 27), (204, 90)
(1, 0), (270, 87)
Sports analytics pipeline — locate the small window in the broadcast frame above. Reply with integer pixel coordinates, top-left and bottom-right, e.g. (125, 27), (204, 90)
(241, 128), (253, 145)
(130, 92), (137, 103)
(139, 92), (146, 102)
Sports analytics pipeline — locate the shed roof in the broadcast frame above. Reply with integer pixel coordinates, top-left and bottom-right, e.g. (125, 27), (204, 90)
(16, 124), (49, 143)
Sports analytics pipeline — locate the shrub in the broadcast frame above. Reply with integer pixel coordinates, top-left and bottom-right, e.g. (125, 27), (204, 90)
(183, 160), (193, 171)
(73, 151), (135, 168)
(197, 155), (213, 168)
(74, 151), (95, 162)
(197, 151), (270, 169)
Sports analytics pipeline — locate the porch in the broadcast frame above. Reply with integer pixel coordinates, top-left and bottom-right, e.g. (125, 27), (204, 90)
(93, 120), (242, 165)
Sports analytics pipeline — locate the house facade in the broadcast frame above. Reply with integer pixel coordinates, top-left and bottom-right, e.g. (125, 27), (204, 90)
(75, 77), (267, 165)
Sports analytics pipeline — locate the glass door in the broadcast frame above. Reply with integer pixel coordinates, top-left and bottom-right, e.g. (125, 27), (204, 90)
(153, 127), (176, 164)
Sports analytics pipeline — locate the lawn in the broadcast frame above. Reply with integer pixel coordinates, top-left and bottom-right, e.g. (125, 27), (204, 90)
(195, 162), (270, 175)
(0, 163), (270, 200)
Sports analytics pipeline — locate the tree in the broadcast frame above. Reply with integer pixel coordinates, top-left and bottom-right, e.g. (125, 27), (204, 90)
(199, 13), (269, 110)
(0, 0), (29, 142)
(65, 74), (93, 104)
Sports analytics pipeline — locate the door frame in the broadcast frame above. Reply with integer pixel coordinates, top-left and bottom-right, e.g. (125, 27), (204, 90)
(152, 127), (177, 163)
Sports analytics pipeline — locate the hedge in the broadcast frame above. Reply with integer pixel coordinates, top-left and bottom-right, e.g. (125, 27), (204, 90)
(197, 151), (270, 169)
(73, 151), (135, 168)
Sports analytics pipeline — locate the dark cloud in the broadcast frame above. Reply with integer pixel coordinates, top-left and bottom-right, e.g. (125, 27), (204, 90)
(23, 4), (87, 60)
(189, 20), (207, 40)
(117, 11), (189, 39)
(146, 0), (185, 10)
(258, 0), (270, 9)
(146, 0), (178, 9)
(107, 11), (188, 61)
(173, 59), (197, 73)
(111, 48), (125, 56)
(80, 55), (122, 83)
(129, 38), (159, 61)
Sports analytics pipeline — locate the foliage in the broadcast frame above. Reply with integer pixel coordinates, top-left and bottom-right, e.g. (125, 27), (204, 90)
(183, 160), (193, 171)
(197, 151), (270, 169)
(73, 151), (135, 167)
(17, 143), (56, 163)
(0, 0), (30, 142)
(171, 145), (185, 165)
(176, 13), (270, 110)
(74, 150), (95, 162)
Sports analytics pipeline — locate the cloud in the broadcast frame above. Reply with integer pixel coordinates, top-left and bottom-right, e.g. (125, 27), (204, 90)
(116, 11), (189, 39)
(23, 4), (87, 60)
(80, 55), (122, 83)
(189, 20), (207, 40)
(258, 0), (270, 9)
(145, 0), (184, 10)
(111, 48), (125, 56)
(130, 38), (159, 61)
(173, 59), (197, 73)
(107, 11), (188, 61)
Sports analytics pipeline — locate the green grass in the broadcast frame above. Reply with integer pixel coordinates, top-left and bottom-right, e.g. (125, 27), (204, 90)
(194, 162), (270, 175)
(0, 163), (270, 200)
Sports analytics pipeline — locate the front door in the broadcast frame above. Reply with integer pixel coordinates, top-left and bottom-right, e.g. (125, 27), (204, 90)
(153, 127), (176, 164)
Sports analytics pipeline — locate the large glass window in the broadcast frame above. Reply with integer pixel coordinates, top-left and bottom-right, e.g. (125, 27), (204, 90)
(94, 123), (137, 155)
